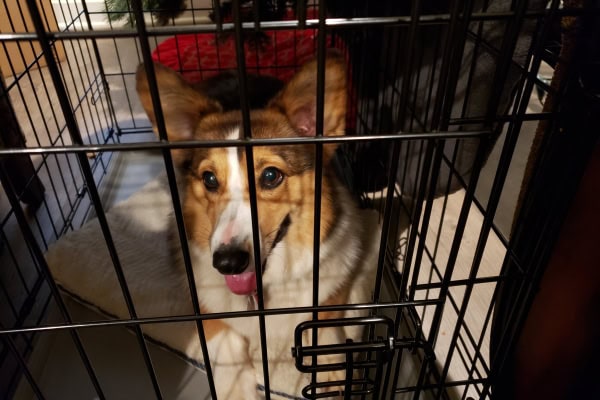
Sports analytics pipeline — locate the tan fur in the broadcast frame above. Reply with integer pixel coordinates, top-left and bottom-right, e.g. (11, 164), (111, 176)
(182, 143), (337, 251)
(269, 57), (347, 134)
(201, 315), (231, 341)
(184, 147), (231, 248)
(136, 63), (222, 163)
(269, 54), (347, 163)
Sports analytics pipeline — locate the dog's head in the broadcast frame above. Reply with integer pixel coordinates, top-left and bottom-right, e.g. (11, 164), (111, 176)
(136, 54), (347, 296)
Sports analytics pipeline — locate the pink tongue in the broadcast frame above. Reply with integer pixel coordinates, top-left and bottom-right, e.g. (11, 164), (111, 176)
(225, 271), (257, 295)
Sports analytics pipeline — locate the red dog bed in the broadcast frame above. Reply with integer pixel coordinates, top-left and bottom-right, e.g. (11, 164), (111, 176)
(150, 12), (356, 130)
(152, 28), (337, 83)
(151, 8), (348, 83)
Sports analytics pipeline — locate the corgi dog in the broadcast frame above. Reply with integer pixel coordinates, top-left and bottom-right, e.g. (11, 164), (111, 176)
(136, 53), (379, 399)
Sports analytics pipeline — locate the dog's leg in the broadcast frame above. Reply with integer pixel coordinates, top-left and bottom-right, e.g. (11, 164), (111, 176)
(205, 321), (259, 400)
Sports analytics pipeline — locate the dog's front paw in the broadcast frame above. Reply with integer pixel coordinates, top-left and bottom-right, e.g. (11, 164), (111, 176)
(207, 325), (260, 399)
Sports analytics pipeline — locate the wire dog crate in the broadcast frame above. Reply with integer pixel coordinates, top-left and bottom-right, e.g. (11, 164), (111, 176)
(1, 0), (598, 399)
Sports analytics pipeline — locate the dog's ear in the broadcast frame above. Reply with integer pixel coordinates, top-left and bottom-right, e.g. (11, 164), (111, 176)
(269, 52), (347, 139)
(136, 63), (221, 162)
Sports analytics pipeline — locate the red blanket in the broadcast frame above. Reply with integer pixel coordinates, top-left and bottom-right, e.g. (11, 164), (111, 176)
(152, 28), (336, 83)
(151, 12), (355, 130)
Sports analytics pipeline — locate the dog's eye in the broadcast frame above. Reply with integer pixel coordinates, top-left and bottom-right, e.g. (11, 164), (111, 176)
(259, 167), (284, 189)
(202, 171), (219, 192)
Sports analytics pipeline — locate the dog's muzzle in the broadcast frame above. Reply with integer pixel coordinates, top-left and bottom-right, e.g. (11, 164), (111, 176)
(213, 245), (256, 295)
(212, 245), (250, 275)
(212, 214), (291, 296)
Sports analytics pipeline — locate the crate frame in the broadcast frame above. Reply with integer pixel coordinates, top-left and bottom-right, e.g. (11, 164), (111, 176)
(1, 0), (598, 399)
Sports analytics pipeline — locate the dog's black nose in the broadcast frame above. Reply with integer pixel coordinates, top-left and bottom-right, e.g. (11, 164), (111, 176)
(212, 246), (250, 275)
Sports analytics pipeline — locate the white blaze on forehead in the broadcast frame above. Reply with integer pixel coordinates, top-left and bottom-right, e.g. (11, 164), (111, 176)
(210, 129), (259, 256)
(226, 130), (243, 200)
